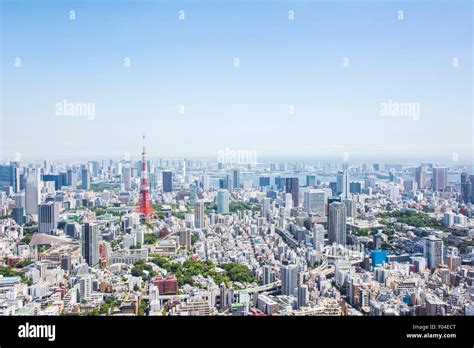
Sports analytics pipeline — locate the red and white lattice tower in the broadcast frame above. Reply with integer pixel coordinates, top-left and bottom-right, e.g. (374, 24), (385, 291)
(136, 133), (158, 220)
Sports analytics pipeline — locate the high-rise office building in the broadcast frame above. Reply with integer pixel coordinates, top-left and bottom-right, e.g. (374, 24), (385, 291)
(303, 189), (325, 216)
(280, 262), (299, 296)
(259, 177), (270, 187)
(231, 169), (240, 189)
(201, 172), (210, 191)
(122, 165), (132, 191)
(471, 175), (474, 203)
(349, 181), (362, 194)
(297, 284), (309, 308)
(189, 183), (197, 206)
(306, 175), (316, 187)
(25, 169), (40, 215)
(194, 201), (204, 228)
(336, 170), (350, 199)
(217, 189), (230, 214)
(285, 178), (299, 207)
(12, 193), (25, 224)
(81, 168), (90, 190)
(66, 168), (74, 187)
(178, 229), (192, 249)
(38, 201), (60, 234)
(0, 163), (20, 192)
(12, 163), (20, 193)
(460, 172), (472, 204)
(162, 171), (173, 193)
(424, 235), (444, 269)
(262, 197), (271, 217)
(343, 199), (356, 218)
(432, 167), (448, 192)
(82, 222), (99, 267)
(70, 169), (78, 189)
(415, 166), (427, 189)
(312, 224), (325, 252)
(79, 276), (92, 301)
(263, 264), (273, 285)
(328, 202), (347, 246)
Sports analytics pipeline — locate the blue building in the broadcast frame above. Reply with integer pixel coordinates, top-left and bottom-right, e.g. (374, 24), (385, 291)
(370, 249), (387, 269)
(259, 177), (270, 187)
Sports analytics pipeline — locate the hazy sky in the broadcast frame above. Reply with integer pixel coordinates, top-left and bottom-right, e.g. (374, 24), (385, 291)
(1, 0), (472, 163)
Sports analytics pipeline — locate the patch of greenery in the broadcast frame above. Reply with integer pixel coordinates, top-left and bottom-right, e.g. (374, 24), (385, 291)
(20, 235), (32, 244)
(219, 263), (256, 284)
(0, 265), (33, 286)
(204, 203), (217, 214)
(229, 201), (252, 213)
(38, 245), (51, 253)
(378, 211), (449, 231)
(90, 182), (120, 192)
(149, 257), (255, 287)
(138, 298), (148, 316)
(131, 260), (157, 280)
(144, 232), (159, 245)
(458, 240), (474, 254)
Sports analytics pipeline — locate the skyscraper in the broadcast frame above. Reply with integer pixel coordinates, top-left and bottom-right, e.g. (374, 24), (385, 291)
(162, 171), (173, 193)
(79, 276), (92, 301)
(297, 284), (309, 308)
(0, 163), (20, 192)
(262, 264), (273, 285)
(415, 166), (427, 190)
(343, 199), (356, 218)
(38, 201), (60, 234)
(312, 224), (325, 252)
(194, 201), (204, 228)
(81, 168), (90, 190)
(25, 169), (40, 215)
(231, 169), (240, 189)
(303, 189), (325, 216)
(328, 202), (347, 246)
(471, 175), (474, 203)
(336, 170), (350, 199)
(217, 189), (230, 214)
(122, 165), (132, 191)
(460, 172), (472, 204)
(66, 168), (74, 187)
(424, 235), (444, 269)
(82, 222), (99, 267)
(432, 167), (448, 192)
(306, 175), (316, 187)
(280, 262), (299, 296)
(12, 193), (25, 224)
(259, 176), (270, 187)
(189, 183), (197, 206)
(201, 172), (210, 191)
(12, 162), (20, 193)
(285, 177), (299, 207)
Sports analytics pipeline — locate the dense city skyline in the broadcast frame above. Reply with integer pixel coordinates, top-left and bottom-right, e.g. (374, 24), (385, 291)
(0, 0), (473, 330)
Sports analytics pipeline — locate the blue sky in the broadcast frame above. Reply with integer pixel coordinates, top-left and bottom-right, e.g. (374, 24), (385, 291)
(1, 0), (472, 162)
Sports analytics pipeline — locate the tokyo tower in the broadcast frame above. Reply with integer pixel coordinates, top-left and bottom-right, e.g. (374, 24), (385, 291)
(136, 133), (159, 220)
